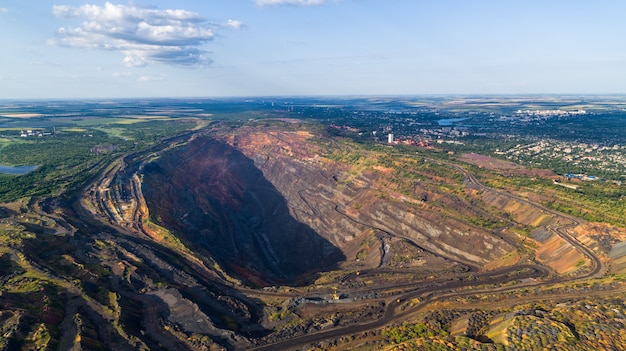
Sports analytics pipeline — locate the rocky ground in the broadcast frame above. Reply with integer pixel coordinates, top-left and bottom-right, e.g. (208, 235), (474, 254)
(1, 122), (624, 350)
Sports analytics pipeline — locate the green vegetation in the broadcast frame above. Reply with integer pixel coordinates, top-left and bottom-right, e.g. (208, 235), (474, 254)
(0, 119), (198, 203)
(383, 322), (438, 343)
(379, 293), (626, 351)
(482, 172), (625, 227)
(0, 131), (124, 201)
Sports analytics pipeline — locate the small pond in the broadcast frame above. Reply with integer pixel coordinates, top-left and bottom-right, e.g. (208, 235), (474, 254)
(0, 165), (38, 175)
(437, 117), (469, 126)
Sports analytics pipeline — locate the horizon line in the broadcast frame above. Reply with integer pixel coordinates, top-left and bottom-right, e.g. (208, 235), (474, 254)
(3, 93), (626, 102)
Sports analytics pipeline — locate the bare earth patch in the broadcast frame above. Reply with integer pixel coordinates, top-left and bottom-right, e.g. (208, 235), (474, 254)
(460, 153), (555, 177)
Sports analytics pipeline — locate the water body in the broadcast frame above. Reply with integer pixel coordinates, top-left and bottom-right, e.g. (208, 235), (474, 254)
(0, 165), (38, 175)
(437, 117), (469, 126)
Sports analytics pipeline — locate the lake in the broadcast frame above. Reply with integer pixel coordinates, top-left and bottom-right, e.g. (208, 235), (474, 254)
(0, 165), (38, 175)
(437, 117), (469, 126)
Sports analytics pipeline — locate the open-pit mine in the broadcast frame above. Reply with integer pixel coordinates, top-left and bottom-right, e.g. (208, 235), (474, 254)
(1, 116), (625, 351)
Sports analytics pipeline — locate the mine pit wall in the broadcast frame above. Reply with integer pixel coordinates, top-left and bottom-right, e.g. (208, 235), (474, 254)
(364, 205), (501, 265)
(232, 131), (516, 270)
(253, 155), (509, 267)
(571, 223), (626, 275)
(531, 227), (589, 275)
(609, 242), (626, 273)
(139, 136), (345, 285)
(479, 187), (590, 275)
(480, 191), (557, 228)
(251, 154), (371, 247)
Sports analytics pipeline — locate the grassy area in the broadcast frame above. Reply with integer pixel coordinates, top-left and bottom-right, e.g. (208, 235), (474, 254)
(484, 313), (515, 343)
(0, 127), (45, 131)
(67, 117), (152, 126)
(482, 172), (625, 227)
(94, 127), (129, 139)
(0, 136), (32, 151)
(60, 127), (89, 133)
(0, 118), (198, 202)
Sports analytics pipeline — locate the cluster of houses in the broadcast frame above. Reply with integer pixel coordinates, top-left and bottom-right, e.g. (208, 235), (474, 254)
(554, 173), (617, 190)
(20, 129), (52, 137)
(564, 173), (600, 181)
(386, 133), (434, 148)
(515, 109), (587, 116)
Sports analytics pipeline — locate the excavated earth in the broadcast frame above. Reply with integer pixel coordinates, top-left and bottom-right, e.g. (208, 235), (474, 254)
(3, 124), (622, 351)
(140, 128), (516, 287)
(75, 124), (584, 350)
(141, 137), (344, 286)
(226, 128), (514, 267)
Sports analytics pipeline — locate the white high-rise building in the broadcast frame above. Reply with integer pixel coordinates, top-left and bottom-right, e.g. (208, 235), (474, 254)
(388, 133), (394, 144)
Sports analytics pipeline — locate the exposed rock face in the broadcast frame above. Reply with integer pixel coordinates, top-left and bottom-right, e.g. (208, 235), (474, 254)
(141, 136), (344, 285)
(141, 126), (517, 285)
(230, 128), (515, 269)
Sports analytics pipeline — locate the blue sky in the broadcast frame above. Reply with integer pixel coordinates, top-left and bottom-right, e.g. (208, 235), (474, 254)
(1, 0), (625, 98)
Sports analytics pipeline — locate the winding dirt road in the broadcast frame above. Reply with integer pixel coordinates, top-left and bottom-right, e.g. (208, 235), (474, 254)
(76, 132), (606, 351)
(249, 160), (606, 351)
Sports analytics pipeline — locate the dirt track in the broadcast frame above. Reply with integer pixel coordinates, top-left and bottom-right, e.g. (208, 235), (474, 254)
(71, 131), (609, 351)
(249, 159), (607, 351)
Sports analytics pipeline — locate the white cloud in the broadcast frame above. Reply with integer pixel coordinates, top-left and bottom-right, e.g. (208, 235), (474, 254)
(50, 2), (222, 68)
(255, 0), (326, 6)
(224, 19), (243, 30)
(0, 8), (9, 13)
(138, 74), (166, 82)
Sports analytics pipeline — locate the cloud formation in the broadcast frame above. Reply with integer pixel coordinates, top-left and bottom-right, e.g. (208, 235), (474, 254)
(255, 0), (326, 6)
(224, 19), (243, 30)
(0, 8), (9, 13)
(50, 2), (238, 68)
(138, 74), (166, 82)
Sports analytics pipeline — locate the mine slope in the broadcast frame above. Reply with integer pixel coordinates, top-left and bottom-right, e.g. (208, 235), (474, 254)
(228, 127), (515, 269)
(140, 129), (517, 285)
(141, 136), (345, 286)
